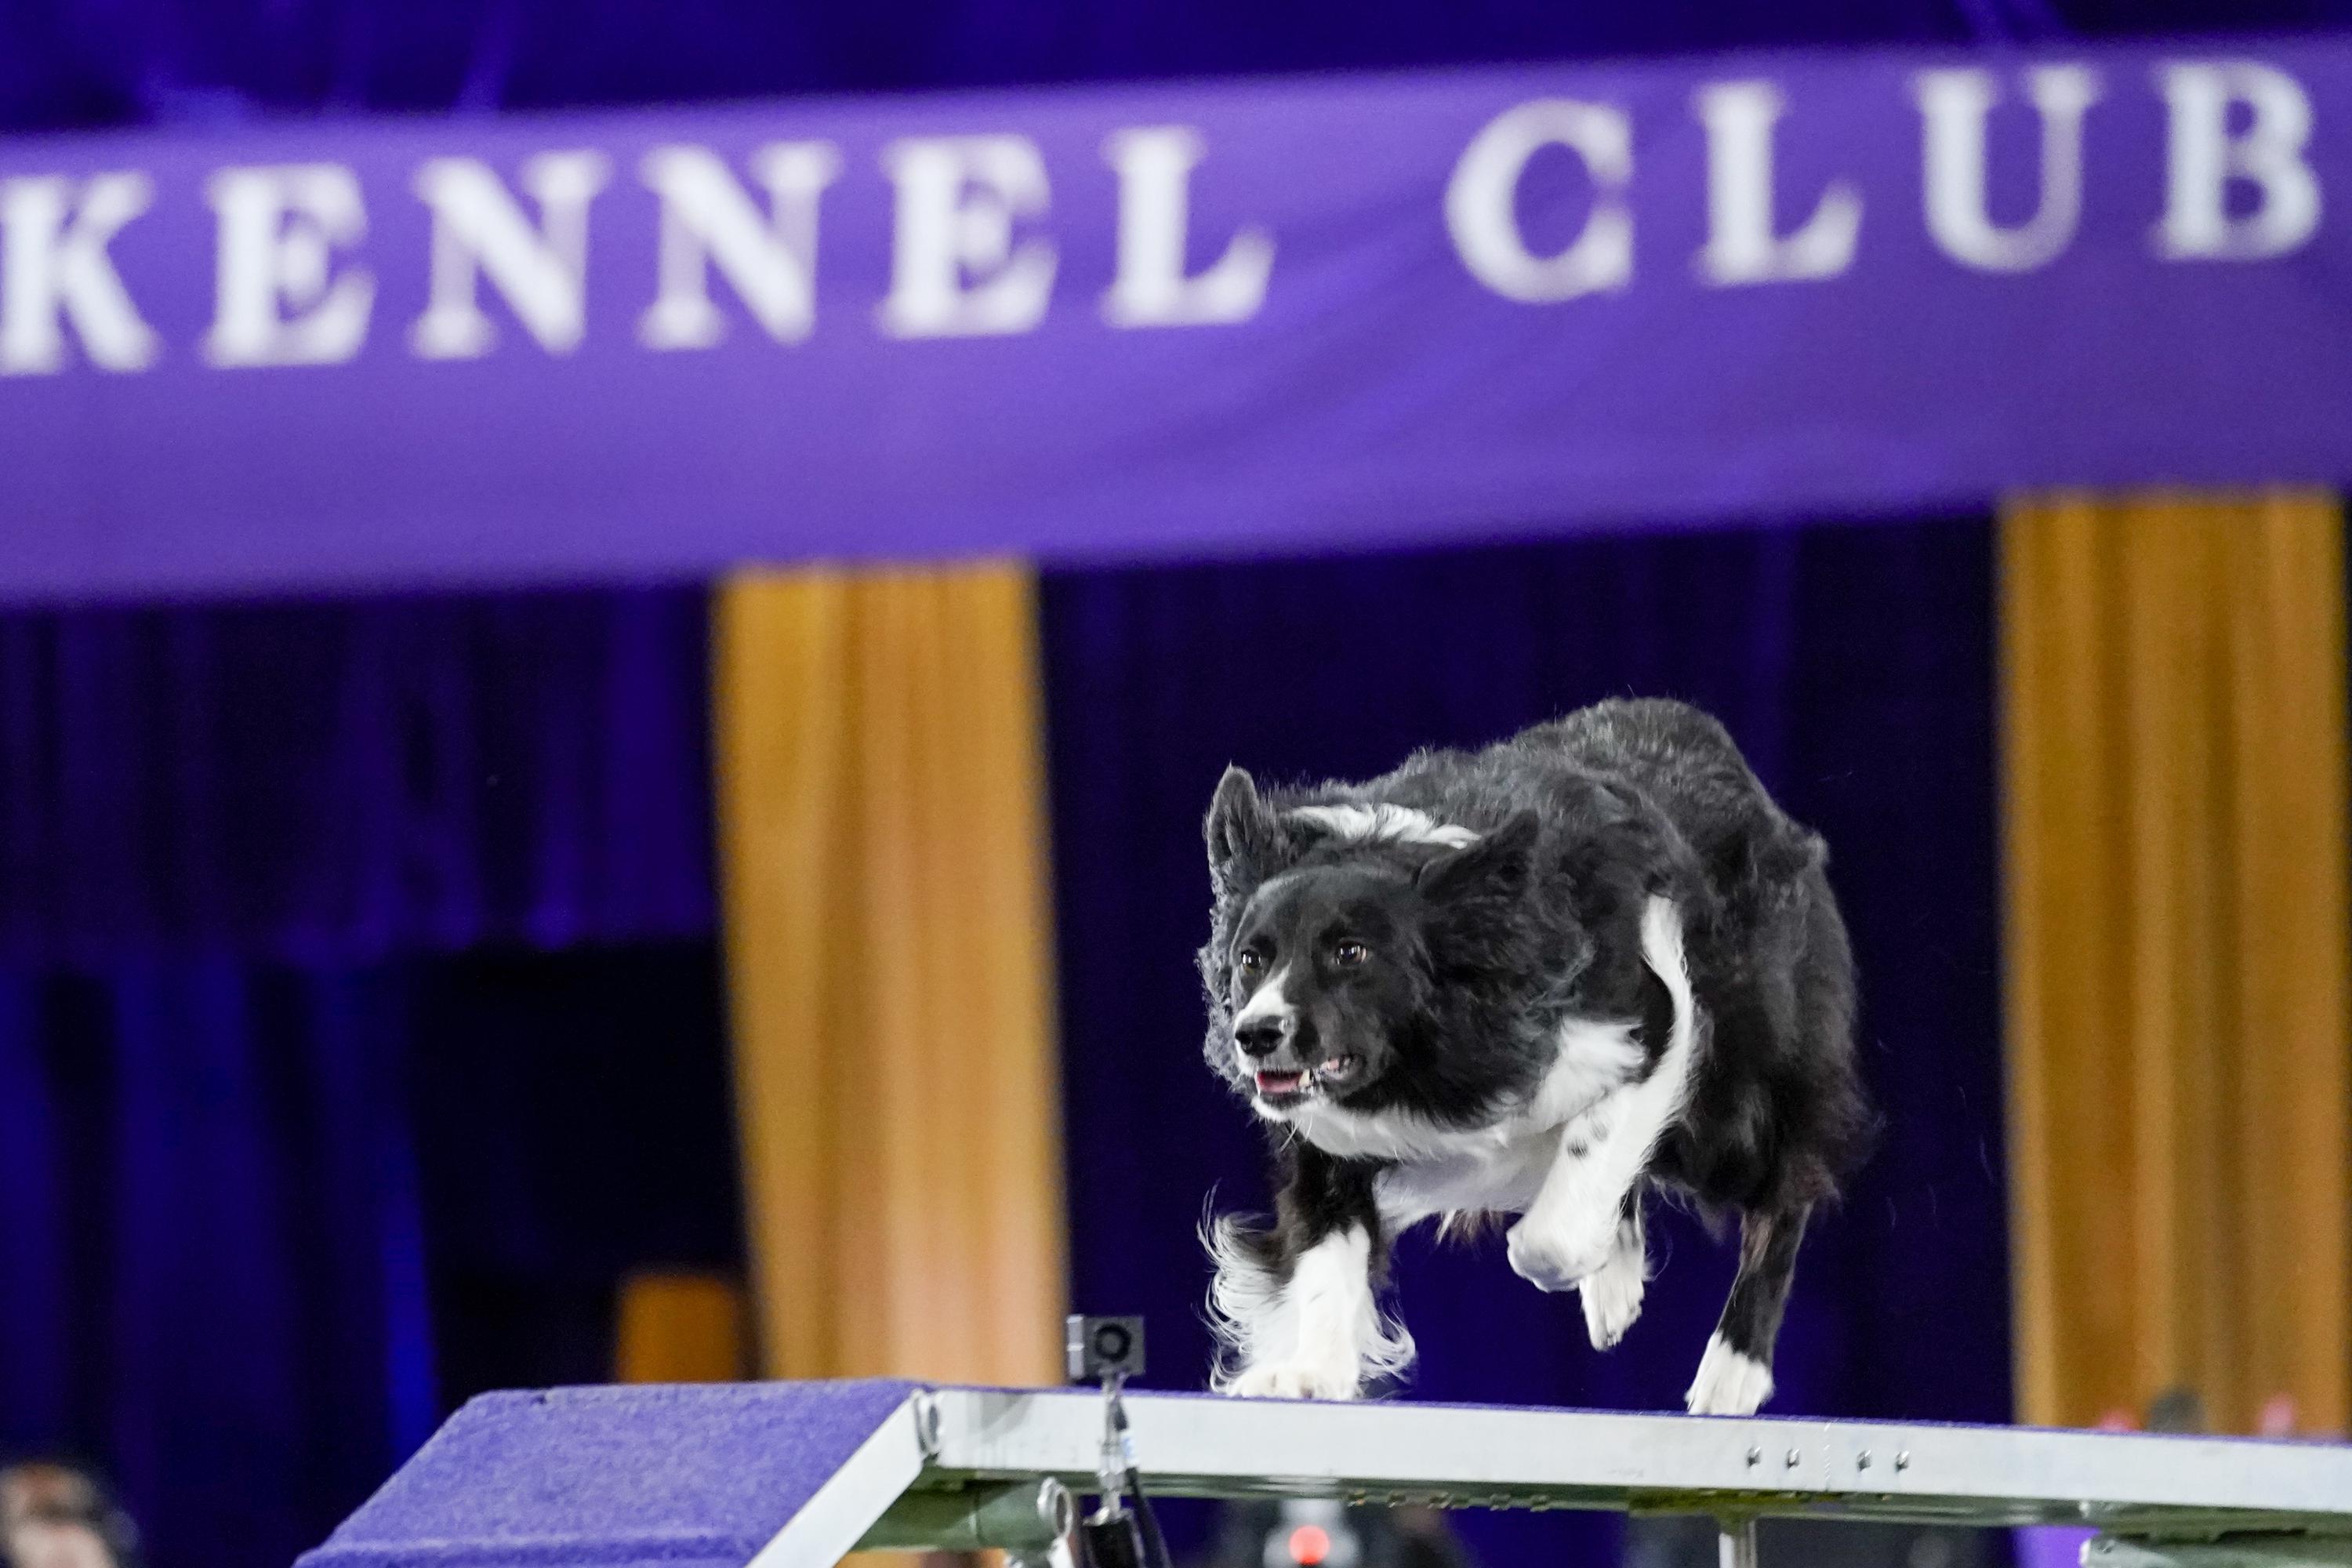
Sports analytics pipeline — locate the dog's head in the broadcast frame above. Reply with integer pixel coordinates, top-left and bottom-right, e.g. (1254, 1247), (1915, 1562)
(1199, 764), (1540, 1118)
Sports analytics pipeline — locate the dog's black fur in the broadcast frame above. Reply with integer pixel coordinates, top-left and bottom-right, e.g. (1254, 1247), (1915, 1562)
(1199, 698), (1872, 1410)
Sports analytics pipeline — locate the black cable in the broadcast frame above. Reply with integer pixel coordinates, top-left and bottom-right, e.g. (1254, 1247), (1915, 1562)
(1078, 1515), (1147, 1568)
(1124, 1468), (1174, 1568)
(1071, 1454), (1172, 1568)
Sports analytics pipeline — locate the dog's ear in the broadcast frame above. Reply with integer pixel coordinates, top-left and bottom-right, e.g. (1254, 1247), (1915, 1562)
(1417, 809), (1540, 903)
(1206, 765), (1294, 890)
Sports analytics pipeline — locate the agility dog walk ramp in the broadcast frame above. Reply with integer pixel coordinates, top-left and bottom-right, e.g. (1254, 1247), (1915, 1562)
(298, 1381), (2352, 1568)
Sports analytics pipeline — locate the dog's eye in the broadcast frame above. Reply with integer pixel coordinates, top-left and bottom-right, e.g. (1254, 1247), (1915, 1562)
(1236, 949), (1262, 972)
(1333, 941), (1368, 967)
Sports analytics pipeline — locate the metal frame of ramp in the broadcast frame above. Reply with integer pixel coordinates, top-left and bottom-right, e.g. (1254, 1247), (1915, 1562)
(298, 1382), (2352, 1568)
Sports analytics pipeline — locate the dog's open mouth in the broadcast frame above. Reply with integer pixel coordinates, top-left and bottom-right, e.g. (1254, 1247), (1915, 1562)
(1253, 1054), (1362, 1105)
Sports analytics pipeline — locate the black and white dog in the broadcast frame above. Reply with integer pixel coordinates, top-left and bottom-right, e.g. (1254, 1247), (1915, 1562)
(1197, 699), (1871, 1415)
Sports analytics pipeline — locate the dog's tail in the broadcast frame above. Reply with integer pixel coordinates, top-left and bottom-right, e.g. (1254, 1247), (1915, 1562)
(1633, 892), (1703, 1128)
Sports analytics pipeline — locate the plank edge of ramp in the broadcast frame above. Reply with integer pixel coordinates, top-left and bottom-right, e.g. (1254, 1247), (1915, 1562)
(299, 1383), (2352, 1568)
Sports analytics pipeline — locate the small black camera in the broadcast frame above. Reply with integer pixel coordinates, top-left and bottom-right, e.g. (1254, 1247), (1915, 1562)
(1065, 1315), (1145, 1384)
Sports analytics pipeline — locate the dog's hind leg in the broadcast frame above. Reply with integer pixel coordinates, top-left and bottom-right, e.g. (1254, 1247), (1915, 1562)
(1685, 1203), (1809, 1416)
(1507, 895), (1699, 1294)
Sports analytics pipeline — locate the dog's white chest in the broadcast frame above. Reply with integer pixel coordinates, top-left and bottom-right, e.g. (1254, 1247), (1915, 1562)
(1374, 1131), (1556, 1224)
(1286, 1016), (1646, 1227)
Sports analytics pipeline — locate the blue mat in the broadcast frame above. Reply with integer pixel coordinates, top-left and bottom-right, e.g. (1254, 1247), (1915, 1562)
(299, 1379), (919, 1568)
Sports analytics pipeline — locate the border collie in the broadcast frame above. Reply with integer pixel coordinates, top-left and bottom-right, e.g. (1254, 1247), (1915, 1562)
(1197, 699), (1871, 1416)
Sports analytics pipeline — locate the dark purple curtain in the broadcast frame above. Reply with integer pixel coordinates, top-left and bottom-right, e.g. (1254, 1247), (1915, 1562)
(0, 591), (726, 1568)
(0, 960), (434, 1568)
(5, 0), (2349, 131)
(0, 593), (713, 966)
(1040, 515), (2009, 1563)
(405, 942), (744, 1413)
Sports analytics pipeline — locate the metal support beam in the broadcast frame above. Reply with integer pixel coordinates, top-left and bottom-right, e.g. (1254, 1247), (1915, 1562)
(1717, 1516), (1759, 1568)
(916, 1388), (2352, 1536)
(2087, 1537), (2352, 1568)
(856, 1479), (1073, 1552)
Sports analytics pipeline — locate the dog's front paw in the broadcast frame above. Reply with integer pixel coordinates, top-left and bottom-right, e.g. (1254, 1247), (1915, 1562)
(1684, 1333), (1774, 1416)
(1222, 1361), (1363, 1401)
(1578, 1249), (1645, 1349)
(1505, 1216), (1613, 1294)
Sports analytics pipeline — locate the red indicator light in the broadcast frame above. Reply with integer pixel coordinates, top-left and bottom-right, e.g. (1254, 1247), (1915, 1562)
(1287, 1523), (1332, 1565)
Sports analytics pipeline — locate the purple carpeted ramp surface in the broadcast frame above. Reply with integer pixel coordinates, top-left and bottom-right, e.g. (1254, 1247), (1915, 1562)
(298, 1378), (921, 1568)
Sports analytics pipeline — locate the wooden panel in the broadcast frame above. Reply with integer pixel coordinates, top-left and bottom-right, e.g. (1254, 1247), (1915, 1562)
(713, 564), (1067, 1391)
(2001, 493), (2350, 1435)
(614, 1270), (749, 1385)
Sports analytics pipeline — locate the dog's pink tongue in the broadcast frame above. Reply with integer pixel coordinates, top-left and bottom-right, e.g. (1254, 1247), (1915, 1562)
(1255, 1069), (1305, 1094)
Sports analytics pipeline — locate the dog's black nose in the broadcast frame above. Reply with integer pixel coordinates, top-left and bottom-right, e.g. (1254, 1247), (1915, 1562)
(1233, 1018), (1287, 1058)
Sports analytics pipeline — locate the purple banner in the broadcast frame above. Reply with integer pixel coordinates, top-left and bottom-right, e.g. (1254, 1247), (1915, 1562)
(2, 38), (2350, 600)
